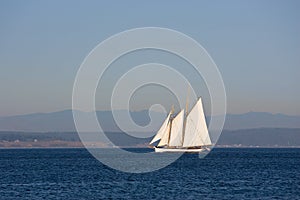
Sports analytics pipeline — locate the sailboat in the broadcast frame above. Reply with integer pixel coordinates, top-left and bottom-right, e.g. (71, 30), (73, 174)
(149, 97), (212, 153)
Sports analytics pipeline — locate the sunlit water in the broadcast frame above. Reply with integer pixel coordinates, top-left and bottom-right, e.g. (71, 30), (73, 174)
(0, 148), (299, 199)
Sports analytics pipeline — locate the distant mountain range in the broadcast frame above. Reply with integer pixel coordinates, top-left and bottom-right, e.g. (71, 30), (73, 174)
(223, 112), (300, 130)
(1, 110), (299, 148)
(217, 128), (300, 147)
(0, 110), (299, 132)
(1, 128), (299, 148)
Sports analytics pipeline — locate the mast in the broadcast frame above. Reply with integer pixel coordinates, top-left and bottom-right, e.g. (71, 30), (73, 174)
(181, 87), (190, 146)
(167, 105), (174, 146)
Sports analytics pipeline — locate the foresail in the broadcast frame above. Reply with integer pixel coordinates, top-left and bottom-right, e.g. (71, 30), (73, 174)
(157, 122), (171, 147)
(150, 112), (171, 145)
(183, 98), (211, 147)
(168, 109), (184, 146)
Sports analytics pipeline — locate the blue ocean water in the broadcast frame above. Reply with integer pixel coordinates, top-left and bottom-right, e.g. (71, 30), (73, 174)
(0, 148), (299, 199)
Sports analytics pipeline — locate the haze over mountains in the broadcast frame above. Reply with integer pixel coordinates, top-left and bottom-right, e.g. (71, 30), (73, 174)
(0, 110), (300, 132)
(1, 128), (300, 148)
(0, 110), (299, 148)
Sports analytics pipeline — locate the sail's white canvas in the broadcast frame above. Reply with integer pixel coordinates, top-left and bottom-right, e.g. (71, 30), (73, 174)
(157, 122), (171, 147)
(150, 112), (171, 144)
(150, 97), (211, 152)
(168, 109), (184, 147)
(182, 98), (211, 147)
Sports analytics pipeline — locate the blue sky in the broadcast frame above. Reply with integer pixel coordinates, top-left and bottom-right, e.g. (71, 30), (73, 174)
(0, 0), (299, 116)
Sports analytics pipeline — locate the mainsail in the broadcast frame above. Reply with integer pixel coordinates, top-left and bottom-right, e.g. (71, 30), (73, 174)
(182, 98), (211, 147)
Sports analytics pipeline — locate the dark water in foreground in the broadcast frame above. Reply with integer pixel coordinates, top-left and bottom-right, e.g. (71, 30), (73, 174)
(0, 148), (299, 199)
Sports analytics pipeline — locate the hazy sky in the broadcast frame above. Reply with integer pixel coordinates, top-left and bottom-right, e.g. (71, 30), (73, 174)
(0, 0), (299, 116)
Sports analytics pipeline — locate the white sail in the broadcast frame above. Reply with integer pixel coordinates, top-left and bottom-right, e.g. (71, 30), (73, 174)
(149, 112), (171, 145)
(157, 122), (171, 147)
(183, 98), (211, 147)
(169, 109), (184, 147)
